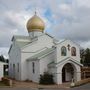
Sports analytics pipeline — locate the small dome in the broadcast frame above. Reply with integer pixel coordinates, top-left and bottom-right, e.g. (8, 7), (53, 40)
(26, 14), (45, 32)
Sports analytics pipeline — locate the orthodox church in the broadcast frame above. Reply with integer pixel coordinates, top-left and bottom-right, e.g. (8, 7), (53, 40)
(8, 12), (82, 84)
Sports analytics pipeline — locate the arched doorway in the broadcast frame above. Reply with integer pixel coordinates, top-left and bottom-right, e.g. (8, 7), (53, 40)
(62, 63), (74, 82)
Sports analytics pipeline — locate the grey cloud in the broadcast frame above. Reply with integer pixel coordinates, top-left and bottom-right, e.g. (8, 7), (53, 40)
(0, 0), (90, 57)
(50, 3), (90, 43)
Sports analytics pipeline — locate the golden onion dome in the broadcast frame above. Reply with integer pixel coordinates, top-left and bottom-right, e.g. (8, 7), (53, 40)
(26, 13), (45, 32)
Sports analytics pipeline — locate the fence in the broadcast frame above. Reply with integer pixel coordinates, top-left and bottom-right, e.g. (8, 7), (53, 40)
(81, 67), (90, 79)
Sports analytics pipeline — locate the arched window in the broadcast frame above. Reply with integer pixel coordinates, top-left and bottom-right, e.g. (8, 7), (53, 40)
(17, 63), (19, 72)
(32, 62), (35, 74)
(71, 47), (76, 56)
(61, 46), (67, 56)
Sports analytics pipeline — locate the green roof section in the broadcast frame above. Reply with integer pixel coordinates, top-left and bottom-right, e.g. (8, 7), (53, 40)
(16, 41), (30, 48)
(12, 35), (31, 48)
(11, 33), (56, 49)
(48, 61), (55, 66)
(13, 35), (31, 40)
(27, 47), (55, 60)
(13, 35), (39, 48)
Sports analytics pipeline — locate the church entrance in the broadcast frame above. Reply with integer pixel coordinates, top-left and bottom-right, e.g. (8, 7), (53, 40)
(62, 63), (74, 82)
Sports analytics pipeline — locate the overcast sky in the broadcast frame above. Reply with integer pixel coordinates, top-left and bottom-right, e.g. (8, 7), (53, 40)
(0, 0), (90, 58)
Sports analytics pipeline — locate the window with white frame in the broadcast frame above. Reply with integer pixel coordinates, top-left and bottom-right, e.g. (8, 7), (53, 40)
(32, 62), (35, 74)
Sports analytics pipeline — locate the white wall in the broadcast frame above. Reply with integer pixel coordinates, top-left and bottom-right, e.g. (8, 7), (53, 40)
(26, 51), (55, 83)
(27, 60), (40, 82)
(9, 34), (54, 81)
(39, 51), (55, 75)
(0, 62), (6, 81)
(9, 40), (21, 80)
(20, 34), (54, 80)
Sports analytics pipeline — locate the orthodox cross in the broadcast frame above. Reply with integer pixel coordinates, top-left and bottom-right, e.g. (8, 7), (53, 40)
(67, 44), (70, 51)
(34, 7), (37, 15)
(35, 10), (37, 15)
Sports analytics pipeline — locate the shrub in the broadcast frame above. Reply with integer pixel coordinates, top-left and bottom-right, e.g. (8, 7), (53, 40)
(39, 72), (54, 85)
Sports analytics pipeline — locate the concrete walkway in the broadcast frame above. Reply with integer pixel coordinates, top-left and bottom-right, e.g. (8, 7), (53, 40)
(0, 83), (90, 90)
(13, 80), (70, 89)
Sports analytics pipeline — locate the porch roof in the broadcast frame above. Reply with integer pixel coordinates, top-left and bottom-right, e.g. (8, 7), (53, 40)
(48, 57), (83, 67)
(27, 47), (55, 61)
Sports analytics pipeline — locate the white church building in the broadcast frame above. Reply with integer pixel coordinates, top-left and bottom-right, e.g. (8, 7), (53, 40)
(8, 13), (82, 84)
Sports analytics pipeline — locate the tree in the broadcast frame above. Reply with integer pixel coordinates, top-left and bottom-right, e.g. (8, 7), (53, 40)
(6, 59), (9, 63)
(0, 55), (9, 63)
(0, 55), (5, 62)
(84, 48), (90, 66)
(80, 48), (90, 67)
(80, 49), (85, 64)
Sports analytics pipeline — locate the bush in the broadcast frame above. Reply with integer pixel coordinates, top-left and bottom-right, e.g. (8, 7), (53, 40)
(39, 72), (54, 85)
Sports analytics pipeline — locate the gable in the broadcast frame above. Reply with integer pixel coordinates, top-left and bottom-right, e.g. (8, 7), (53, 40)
(56, 57), (82, 66)
(9, 33), (56, 53)
(56, 39), (80, 48)
(48, 57), (83, 68)
(54, 39), (81, 63)
(9, 35), (31, 53)
(21, 34), (54, 52)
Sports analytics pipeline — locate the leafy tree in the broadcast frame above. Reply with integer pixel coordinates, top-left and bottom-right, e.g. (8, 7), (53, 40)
(6, 59), (9, 63)
(0, 55), (9, 63)
(0, 55), (5, 62)
(84, 48), (90, 66)
(80, 49), (85, 64)
(80, 48), (90, 67)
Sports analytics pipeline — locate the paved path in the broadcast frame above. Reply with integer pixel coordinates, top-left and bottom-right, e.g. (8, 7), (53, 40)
(0, 83), (90, 90)
(39, 83), (90, 90)
(12, 80), (71, 88)
(70, 83), (90, 90)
